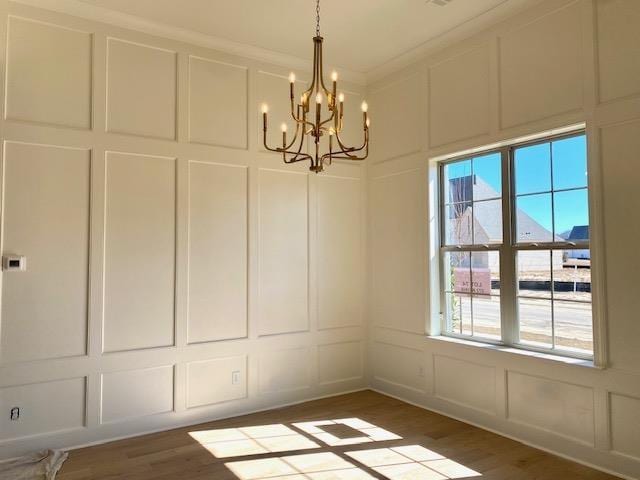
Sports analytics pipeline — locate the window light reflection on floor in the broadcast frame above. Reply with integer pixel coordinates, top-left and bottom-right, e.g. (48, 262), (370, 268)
(189, 419), (481, 479)
(189, 424), (320, 458)
(346, 446), (481, 480)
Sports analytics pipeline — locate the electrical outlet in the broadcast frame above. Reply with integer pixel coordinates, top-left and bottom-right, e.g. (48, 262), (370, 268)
(231, 371), (240, 385)
(10, 407), (20, 421)
(418, 366), (425, 377)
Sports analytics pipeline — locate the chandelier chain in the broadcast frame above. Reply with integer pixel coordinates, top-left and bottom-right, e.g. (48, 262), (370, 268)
(316, 0), (320, 36)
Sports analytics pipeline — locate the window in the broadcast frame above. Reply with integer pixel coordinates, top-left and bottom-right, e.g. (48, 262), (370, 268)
(439, 131), (593, 358)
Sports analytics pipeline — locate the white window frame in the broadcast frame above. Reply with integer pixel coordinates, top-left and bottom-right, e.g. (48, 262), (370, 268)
(428, 124), (605, 365)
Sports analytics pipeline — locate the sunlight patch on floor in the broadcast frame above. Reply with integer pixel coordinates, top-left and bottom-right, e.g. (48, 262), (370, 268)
(293, 418), (402, 446)
(225, 452), (375, 480)
(346, 446), (481, 480)
(189, 423), (320, 458)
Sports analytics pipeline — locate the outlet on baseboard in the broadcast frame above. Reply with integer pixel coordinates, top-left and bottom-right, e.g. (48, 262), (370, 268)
(231, 371), (240, 385)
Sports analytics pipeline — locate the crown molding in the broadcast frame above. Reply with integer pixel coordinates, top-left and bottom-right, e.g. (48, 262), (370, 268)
(10, 0), (368, 85)
(365, 0), (542, 84)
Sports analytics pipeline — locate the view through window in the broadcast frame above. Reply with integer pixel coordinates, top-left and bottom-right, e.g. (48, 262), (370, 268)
(439, 131), (593, 357)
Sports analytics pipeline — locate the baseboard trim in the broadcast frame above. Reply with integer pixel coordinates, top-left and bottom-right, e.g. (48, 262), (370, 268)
(63, 387), (368, 454)
(370, 387), (636, 480)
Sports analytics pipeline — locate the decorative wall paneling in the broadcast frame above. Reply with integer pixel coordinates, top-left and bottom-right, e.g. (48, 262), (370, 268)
(367, 0), (640, 477)
(0, 0), (366, 458)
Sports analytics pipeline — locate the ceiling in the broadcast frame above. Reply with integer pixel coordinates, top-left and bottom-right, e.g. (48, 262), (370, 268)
(72, 0), (539, 78)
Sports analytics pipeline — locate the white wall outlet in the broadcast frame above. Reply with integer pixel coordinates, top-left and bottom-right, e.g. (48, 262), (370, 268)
(418, 366), (425, 377)
(231, 370), (240, 385)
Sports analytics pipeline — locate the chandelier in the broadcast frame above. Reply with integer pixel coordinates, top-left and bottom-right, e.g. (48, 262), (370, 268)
(261, 0), (370, 173)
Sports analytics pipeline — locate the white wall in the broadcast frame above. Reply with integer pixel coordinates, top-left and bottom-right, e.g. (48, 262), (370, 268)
(0, 1), (367, 458)
(367, 0), (640, 478)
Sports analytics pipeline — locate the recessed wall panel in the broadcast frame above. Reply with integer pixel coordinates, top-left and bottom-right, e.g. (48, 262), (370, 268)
(103, 152), (176, 353)
(1, 142), (89, 363)
(186, 356), (247, 408)
(373, 342), (425, 393)
(107, 38), (177, 139)
(317, 176), (362, 329)
(507, 371), (594, 444)
(370, 72), (422, 162)
(188, 162), (247, 344)
(371, 170), (425, 334)
(318, 342), (363, 385)
(0, 378), (86, 440)
(101, 366), (174, 423)
(600, 120), (640, 372)
(596, 0), (640, 102)
(258, 169), (308, 336)
(434, 355), (496, 414)
(499, 3), (582, 128)
(429, 45), (491, 147)
(259, 347), (311, 393)
(188, 56), (247, 148)
(5, 17), (92, 128)
(610, 393), (640, 460)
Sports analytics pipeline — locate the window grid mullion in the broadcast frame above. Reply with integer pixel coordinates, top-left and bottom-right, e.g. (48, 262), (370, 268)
(498, 146), (516, 346)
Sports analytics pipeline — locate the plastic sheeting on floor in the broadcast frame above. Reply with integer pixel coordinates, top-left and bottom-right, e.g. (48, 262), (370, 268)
(0, 450), (68, 480)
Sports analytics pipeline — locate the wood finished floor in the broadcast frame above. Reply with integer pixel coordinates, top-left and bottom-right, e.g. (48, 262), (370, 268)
(57, 390), (620, 480)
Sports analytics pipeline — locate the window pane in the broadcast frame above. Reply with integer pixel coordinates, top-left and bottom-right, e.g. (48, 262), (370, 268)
(445, 292), (471, 335)
(516, 193), (553, 243)
(518, 250), (551, 299)
(472, 295), (501, 340)
(553, 300), (593, 354)
(518, 297), (552, 348)
(445, 203), (473, 245)
(514, 143), (551, 195)
(553, 249), (591, 302)
(473, 200), (502, 244)
(472, 152), (501, 201)
(554, 189), (589, 240)
(444, 160), (471, 204)
(552, 135), (587, 190)
(472, 251), (499, 296)
(443, 251), (470, 293)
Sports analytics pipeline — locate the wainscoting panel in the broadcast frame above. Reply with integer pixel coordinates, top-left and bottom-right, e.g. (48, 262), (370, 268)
(317, 175), (363, 330)
(5, 16), (92, 128)
(259, 347), (311, 394)
(1, 142), (90, 364)
(106, 38), (177, 139)
(433, 355), (496, 415)
(507, 371), (594, 445)
(0, 377), (86, 441)
(101, 366), (174, 424)
(103, 152), (176, 353)
(428, 44), (491, 147)
(258, 169), (309, 336)
(188, 56), (248, 148)
(188, 161), (248, 344)
(186, 356), (247, 409)
(498, 2), (583, 128)
(318, 341), (363, 385)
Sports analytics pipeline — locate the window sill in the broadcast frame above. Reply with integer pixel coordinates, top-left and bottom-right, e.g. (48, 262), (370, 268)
(426, 334), (602, 369)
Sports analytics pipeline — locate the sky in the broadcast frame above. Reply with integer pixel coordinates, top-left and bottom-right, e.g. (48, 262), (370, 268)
(445, 134), (589, 239)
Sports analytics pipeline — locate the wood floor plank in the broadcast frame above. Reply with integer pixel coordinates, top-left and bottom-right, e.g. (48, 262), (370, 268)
(57, 390), (621, 480)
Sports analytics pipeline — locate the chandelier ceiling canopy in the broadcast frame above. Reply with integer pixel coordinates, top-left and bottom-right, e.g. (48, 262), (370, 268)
(261, 0), (370, 173)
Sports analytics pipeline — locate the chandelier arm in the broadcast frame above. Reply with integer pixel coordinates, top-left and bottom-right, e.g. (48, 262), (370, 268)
(317, 37), (330, 97)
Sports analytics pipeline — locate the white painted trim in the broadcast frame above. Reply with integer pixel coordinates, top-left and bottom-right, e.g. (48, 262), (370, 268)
(10, 0), (370, 85)
(370, 388), (637, 480)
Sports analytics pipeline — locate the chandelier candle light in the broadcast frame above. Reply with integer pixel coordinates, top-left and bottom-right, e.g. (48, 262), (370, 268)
(261, 0), (370, 173)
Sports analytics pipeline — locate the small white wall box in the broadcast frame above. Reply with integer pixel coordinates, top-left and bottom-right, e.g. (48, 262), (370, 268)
(2, 255), (26, 271)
